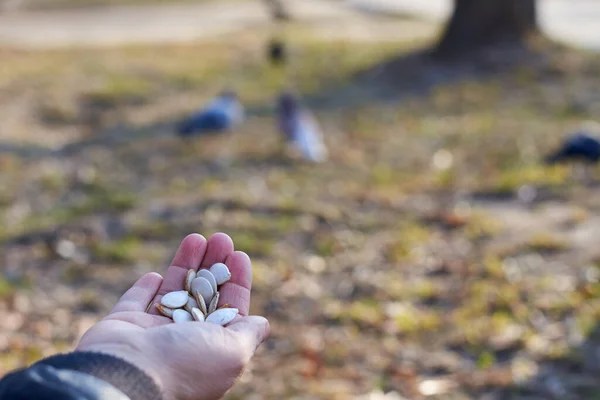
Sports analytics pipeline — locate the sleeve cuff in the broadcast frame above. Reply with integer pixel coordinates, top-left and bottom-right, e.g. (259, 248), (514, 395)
(35, 352), (163, 400)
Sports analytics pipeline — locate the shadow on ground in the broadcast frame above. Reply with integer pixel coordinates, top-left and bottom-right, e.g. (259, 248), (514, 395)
(491, 320), (600, 400)
(0, 38), (586, 161)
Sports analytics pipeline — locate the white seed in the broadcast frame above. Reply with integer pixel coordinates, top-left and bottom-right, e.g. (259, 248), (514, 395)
(184, 295), (198, 313)
(155, 304), (175, 318)
(184, 269), (196, 293)
(194, 290), (208, 315)
(208, 291), (220, 314)
(197, 269), (218, 294)
(191, 307), (205, 322)
(161, 291), (189, 308)
(173, 309), (193, 323)
(206, 308), (239, 326)
(210, 263), (232, 285)
(191, 277), (214, 305)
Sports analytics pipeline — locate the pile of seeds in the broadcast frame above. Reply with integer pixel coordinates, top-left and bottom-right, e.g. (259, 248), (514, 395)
(155, 263), (239, 325)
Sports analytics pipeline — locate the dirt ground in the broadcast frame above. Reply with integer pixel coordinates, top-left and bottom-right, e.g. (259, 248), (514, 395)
(1, 17), (600, 400)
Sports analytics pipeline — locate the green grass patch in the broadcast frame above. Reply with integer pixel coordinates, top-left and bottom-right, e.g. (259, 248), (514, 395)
(476, 351), (496, 370)
(526, 233), (571, 254)
(230, 232), (275, 257)
(82, 75), (152, 107)
(387, 222), (431, 263)
(464, 212), (504, 240)
(0, 276), (32, 300)
(345, 299), (386, 327)
(491, 165), (568, 193)
(91, 237), (141, 263)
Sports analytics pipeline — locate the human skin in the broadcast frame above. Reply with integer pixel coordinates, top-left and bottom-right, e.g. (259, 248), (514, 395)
(76, 233), (270, 400)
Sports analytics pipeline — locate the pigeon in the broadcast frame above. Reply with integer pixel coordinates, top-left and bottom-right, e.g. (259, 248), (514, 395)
(277, 91), (328, 162)
(267, 38), (286, 66)
(545, 132), (600, 165)
(176, 91), (244, 137)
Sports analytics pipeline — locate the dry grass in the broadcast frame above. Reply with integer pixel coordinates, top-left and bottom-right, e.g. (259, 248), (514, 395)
(1, 30), (600, 399)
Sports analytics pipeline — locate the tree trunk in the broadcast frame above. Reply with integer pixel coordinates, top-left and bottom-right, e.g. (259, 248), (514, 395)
(434, 0), (538, 58)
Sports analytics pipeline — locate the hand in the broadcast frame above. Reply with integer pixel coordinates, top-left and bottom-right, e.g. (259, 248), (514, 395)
(75, 233), (270, 400)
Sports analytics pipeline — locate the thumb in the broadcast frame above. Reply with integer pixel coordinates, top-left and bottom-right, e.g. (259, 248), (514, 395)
(228, 316), (270, 354)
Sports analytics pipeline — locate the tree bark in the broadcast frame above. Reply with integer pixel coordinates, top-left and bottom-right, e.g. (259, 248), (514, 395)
(434, 0), (538, 58)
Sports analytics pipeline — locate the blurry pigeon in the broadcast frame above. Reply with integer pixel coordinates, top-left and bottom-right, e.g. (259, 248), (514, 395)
(545, 132), (600, 165)
(267, 38), (287, 66)
(277, 91), (328, 162)
(176, 91), (244, 137)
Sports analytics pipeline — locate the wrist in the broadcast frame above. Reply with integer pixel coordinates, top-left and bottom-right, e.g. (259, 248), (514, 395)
(75, 343), (167, 399)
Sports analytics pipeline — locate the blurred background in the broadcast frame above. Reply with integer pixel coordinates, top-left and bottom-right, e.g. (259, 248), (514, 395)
(1, 0), (600, 398)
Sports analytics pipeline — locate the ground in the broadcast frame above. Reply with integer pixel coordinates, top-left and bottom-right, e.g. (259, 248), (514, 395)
(1, 16), (600, 400)
(2, 0), (198, 11)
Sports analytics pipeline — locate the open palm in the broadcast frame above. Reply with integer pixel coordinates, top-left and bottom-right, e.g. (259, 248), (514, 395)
(76, 233), (270, 400)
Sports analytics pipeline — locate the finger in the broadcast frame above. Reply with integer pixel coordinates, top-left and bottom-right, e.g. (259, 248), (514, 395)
(149, 234), (208, 315)
(110, 273), (163, 314)
(199, 232), (234, 269)
(227, 316), (271, 355)
(218, 251), (252, 316)
(105, 311), (172, 328)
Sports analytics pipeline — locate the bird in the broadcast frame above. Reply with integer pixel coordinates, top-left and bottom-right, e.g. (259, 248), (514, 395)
(545, 123), (600, 181)
(176, 90), (244, 137)
(277, 91), (328, 163)
(545, 132), (600, 165)
(267, 38), (287, 66)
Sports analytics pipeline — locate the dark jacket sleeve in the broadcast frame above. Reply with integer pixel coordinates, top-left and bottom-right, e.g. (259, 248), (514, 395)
(0, 352), (162, 400)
